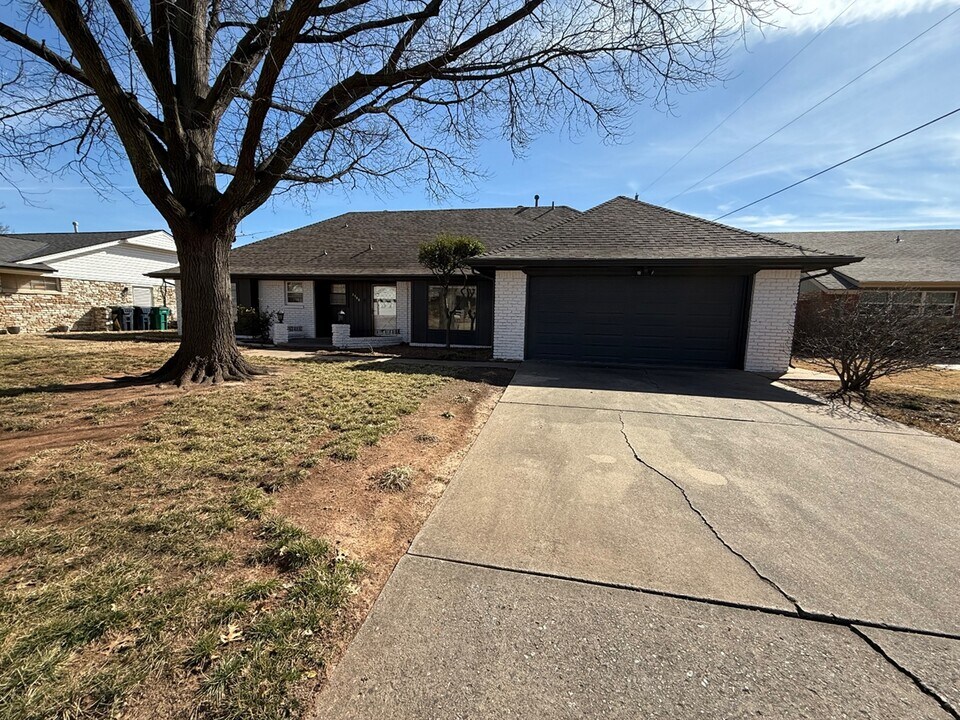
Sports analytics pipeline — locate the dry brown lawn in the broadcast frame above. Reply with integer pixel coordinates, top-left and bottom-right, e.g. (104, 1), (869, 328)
(788, 358), (960, 442)
(0, 335), (510, 719)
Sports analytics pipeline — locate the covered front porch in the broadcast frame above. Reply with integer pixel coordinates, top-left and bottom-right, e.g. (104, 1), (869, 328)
(230, 276), (493, 349)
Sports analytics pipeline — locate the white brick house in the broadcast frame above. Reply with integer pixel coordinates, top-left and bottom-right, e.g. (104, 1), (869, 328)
(154, 197), (857, 375)
(1, 229), (178, 333)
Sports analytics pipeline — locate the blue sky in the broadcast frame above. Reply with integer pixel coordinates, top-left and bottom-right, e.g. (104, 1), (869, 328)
(2, 0), (959, 244)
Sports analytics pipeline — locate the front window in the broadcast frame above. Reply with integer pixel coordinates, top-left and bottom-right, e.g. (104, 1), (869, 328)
(373, 284), (397, 336)
(428, 285), (478, 332)
(285, 281), (304, 304)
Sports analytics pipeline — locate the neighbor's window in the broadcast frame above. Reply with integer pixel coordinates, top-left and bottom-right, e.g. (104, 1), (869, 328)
(285, 281), (304, 304)
(861, 289), (957, 316)
(329, 282), (347, 305)
(0, 274), (61, 293)
(428, 285), (478, 332)
(924, 291), (958, 316)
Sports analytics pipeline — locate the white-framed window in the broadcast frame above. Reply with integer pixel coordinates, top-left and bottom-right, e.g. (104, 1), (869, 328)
(373, 284), (397, 336)
(132, 285), (153, 306)
(862, 289), (957, 316)
(285, 280), (304, 305)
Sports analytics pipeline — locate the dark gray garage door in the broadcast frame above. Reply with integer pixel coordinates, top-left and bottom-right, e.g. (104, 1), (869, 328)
(526, 274), (748, 367)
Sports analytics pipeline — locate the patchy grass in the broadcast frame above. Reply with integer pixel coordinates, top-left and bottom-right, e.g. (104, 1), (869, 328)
(0, 338), (486, 719)
(0, 336), (172, 433)
(788, 361), (960, 443)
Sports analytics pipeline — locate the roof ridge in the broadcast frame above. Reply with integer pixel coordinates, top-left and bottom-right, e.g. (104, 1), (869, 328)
(332, 205), (579, 216)
(3, 229), (161, 237)
(482, 198), (613, 255)
(623, 196), (835, 256)
(235, 206), (581, 252)
(772, 228), (958, 235)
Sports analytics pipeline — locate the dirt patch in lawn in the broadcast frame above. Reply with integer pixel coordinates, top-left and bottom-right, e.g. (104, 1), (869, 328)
(785, 366), (960, 443)
(275, 368), (507, 669)
(0, 337), (512, 719)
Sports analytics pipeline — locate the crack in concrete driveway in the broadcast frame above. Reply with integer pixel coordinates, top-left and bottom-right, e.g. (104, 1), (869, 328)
(315, 363), (960, 719)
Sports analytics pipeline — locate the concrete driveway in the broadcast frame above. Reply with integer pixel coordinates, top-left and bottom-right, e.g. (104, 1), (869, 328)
(315, 362), (960, 719)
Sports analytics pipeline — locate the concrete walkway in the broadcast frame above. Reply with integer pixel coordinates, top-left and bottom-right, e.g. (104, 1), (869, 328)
(314, 363), (960, 719)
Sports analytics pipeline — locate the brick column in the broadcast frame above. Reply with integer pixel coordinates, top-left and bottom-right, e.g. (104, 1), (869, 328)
(743, 269), (802, 374)
(493, 270), (527, 361)
(331, 323), (350, 347)
(272, 320), (289, 345)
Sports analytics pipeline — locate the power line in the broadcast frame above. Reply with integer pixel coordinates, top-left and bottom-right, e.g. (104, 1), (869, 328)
(640, 0), (859, 195)
(666, 5), (960, 204)
(713, 104), (960, 221)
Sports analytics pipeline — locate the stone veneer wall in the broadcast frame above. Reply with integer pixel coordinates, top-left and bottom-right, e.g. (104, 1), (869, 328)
(151, 284), (179, 321)
(0, 278), (179, 334)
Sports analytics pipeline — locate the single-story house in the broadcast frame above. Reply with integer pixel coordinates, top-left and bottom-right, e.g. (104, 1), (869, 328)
(154, 196), (858, 373)
(770, 229), (960, 318)
(0, 229), (179, 333)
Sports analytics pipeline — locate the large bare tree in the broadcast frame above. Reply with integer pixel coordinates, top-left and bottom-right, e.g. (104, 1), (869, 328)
(1, 0), (781, 384)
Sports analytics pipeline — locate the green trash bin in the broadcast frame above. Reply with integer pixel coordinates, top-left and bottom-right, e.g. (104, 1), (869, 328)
(149, 306), (171, 330)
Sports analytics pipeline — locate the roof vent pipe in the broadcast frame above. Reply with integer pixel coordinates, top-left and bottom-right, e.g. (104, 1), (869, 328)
(895, 234), (902, 243)
(72, 221), (79, 233)
(634, 193), (639, 201)
(534, 194), (539, 208)
(551, 200), (555, 208)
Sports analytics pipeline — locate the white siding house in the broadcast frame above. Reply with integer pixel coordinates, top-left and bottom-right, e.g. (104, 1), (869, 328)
(0, 229), (178, 333)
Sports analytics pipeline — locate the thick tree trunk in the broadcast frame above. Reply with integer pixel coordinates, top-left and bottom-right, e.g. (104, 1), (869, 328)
(150, 226), (266, 386)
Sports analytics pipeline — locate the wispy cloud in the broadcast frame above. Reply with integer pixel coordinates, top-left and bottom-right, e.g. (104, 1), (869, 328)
(771, 0), (958, 33)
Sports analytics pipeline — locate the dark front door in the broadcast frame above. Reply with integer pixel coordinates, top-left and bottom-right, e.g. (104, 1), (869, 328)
(314, 280), (332, 337)
(526, 273), (748, 368)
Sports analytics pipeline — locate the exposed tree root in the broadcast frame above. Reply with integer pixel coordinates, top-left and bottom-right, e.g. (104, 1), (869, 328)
(148, 349), (268, 387)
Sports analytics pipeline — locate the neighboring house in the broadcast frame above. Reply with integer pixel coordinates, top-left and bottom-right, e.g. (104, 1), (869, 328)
(770, 229), (960, 319)
(153, 197), (857, 373)
(0, 229), (178, 333)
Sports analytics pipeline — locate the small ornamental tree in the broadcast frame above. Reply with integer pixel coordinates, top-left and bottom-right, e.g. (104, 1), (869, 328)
(418, 234), (485, 347)
(794, 290), (959, 395)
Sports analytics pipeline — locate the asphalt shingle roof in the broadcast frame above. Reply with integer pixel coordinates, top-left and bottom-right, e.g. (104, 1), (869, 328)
(476, 196), (853, 266)
(770, 229), (960, 285)
(217, 205), (581, 277)
(0, 230), (161, 262)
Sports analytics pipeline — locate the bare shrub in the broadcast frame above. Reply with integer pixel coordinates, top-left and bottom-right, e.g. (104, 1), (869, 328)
(794, 290), (959, 394)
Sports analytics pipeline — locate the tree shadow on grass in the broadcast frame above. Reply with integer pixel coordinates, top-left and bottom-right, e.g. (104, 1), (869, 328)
(44, 332), (180, 343)
(0, 375), (161, 399)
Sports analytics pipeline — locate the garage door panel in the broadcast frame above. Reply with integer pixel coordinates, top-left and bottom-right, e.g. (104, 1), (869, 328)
(527, 274), (747, 368)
